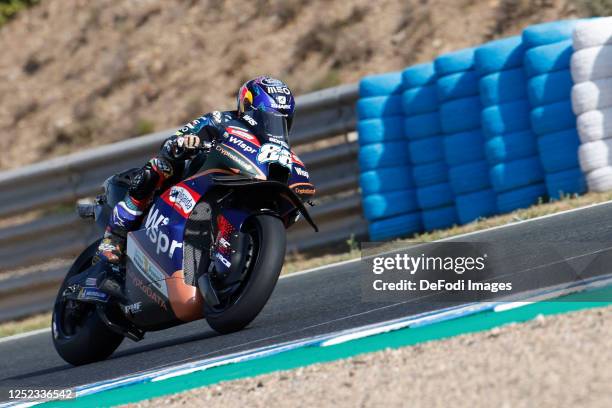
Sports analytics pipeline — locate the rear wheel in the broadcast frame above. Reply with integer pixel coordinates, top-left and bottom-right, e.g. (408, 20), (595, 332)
(205, 214), (286, 334)
(52, 241), (124, 366)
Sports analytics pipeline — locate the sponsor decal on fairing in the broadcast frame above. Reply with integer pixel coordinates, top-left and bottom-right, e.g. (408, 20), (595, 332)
(228, 136), (257, 154)
(169, 186), (196, 214)
(131, 273), (168, 311)
(226, 126), (258, 143)
(127, 234), (170, 297)
(295, 166), (309, 178)
(242, 114), (257, 126)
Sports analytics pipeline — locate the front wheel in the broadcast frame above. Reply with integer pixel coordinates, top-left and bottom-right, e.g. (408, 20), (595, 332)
(205, 214), (286, 334)
(52, 241), (124, 366)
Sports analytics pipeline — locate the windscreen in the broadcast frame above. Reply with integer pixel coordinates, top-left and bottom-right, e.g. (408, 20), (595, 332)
(243, 109), (289, 144)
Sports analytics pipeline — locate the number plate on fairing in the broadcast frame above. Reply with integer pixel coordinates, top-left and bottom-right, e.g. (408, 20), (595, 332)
(257, 143), (293, 169)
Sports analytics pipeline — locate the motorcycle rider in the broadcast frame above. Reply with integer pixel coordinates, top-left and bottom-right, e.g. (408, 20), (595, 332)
(93, 76), (296, 295)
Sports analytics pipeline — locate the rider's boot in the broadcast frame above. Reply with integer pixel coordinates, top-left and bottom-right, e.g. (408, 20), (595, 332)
(93, 197), (145, 299)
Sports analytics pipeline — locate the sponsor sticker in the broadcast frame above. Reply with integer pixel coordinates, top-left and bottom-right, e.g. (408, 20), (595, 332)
(268, 137), (289, 149)
(127, 238), (169, 297)
(169, 186), (196, 214)
(161, 184), (201, 219)
(261, 77), (285, 86)
(226, 126), (258, 143)
(242, 114), (257, 126)
(270, 102), (291, 110)
(78, 287), (109, 302)
(228, 135), (257, 154)
(295, 187), (316, 195)
(122, 302), (142, 315)
(216, 145), (256, 172)
(265, 85), (291, 95)
(215, 252), (231, 268)
(295, 166), (309, 178)
(131, 274), (168, 311)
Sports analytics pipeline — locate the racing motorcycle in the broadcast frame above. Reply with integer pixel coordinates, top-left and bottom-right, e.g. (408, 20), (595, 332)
(52, 110), (317, 366)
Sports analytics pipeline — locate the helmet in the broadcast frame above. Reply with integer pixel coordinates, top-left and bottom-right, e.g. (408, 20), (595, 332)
(237, 76), (296, 131)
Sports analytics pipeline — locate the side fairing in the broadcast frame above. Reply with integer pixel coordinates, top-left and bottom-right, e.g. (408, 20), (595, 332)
(124, 178), (211, 327)
(214, 125), (268, 179)
(288, 151), (316, 198)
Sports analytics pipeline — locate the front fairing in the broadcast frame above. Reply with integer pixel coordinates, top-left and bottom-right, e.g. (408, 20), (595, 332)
(191, 114), (316, 200)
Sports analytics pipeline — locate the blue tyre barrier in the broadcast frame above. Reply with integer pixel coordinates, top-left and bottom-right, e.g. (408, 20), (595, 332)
(482, 100), (531, 138)
(435, 47), (476, 76)
(537, 128), (581, 173)
(530, 100), (575, 135)
(404, 112), (441, 140)
(360, 166), (414, 195)
(524, 40), (573, 77)
(527, 70), (573, 107)
(422, 205), (457, 231)
(496, 183), (546, 213)
(357, 95), (403, 119)
(475, 36), (525, 76)
(360, 71), (403, 97)
(439, 97), (481, 133)
(545, 168), (587, 199)
(416, 182), (454, 209)
(357, 117), (404, 146)
(490, 157), (544, 192)
(436, 71), (479, 102)
(402, 63), (437, 89)
(408, 137), (444, 164)
(449, 161), (490, 194)
(363, 190), (420, 221)
(401, 85), (438, 115)
(369, 212), (422, 241)
(522, 20), (582, 48)
(358, 141), (410, 171)
(412, 162), (448, 187)
(479, 68), (527, 106)
(455, 189), (497, 224)
(485, 130), (538, 165)
(444, 130), (485, 166)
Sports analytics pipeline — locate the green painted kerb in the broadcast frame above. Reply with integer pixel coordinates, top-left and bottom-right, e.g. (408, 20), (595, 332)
(43, 286), (612, 408)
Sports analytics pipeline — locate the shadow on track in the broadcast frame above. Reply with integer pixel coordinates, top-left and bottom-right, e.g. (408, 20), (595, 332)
(112, 329), (218, 359)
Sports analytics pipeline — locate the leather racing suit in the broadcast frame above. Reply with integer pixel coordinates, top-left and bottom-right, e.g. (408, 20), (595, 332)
(94, 110), (240, 265)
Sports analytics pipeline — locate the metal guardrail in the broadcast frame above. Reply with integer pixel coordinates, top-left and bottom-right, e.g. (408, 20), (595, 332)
(0, 84), (359, 218)
(0, 83), (364, 321)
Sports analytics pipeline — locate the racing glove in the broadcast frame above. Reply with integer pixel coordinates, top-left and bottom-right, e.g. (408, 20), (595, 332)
(162, 134), (201, 161)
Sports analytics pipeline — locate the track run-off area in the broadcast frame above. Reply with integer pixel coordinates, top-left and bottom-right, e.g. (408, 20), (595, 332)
(3, 201), (612, 407)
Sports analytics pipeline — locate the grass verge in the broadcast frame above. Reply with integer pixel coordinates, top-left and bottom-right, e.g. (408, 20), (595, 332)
(0, 312), (50, 338)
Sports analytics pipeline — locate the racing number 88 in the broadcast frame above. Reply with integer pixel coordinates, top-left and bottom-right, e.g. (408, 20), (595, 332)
(257, 144), (292, 168)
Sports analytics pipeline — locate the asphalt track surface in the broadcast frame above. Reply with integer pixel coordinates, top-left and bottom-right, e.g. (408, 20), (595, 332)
(2, 201), (612, 400)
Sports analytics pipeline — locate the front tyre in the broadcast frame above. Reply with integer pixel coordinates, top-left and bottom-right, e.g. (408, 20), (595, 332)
(205, 214), (286, 334)
(52, 241), (124, 366)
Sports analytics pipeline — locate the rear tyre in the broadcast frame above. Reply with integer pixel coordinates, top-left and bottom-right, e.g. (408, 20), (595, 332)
(205, 214), (286, 334)
(52, 241), (124, 366)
